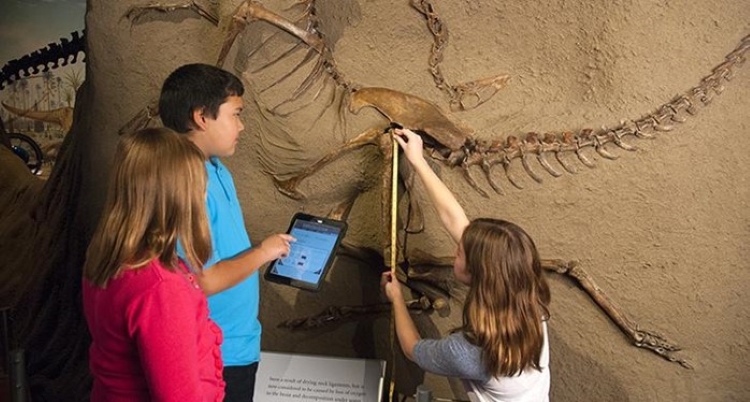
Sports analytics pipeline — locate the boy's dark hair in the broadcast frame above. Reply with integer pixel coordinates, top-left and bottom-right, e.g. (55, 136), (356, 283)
(159, 63), (244, 133)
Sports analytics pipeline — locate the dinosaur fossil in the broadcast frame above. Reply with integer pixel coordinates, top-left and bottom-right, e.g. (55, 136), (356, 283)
(121, 0), (507, 133)
(122, 0), (749, 371)
(2, 102), (74, 134)
(0, 30), (86, 90)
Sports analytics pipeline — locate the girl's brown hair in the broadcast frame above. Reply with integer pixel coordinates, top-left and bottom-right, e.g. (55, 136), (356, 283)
(460, 218), (550, 377)
(83, 127), (210, 287)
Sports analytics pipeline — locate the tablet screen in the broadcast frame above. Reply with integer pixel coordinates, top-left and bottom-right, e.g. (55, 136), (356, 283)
(265, 213), (347, 291)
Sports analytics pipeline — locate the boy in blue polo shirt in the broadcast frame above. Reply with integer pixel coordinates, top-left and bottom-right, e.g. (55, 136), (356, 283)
(159, 63), (294, 402)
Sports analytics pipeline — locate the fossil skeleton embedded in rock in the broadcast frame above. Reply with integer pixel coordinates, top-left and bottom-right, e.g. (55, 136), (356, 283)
(123, 0), (750, 370)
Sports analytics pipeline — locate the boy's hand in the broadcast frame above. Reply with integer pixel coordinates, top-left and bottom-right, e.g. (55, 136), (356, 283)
(380, 271), (404, 303)
(393, 128), (426, 165)
(259, 233), (296, 261)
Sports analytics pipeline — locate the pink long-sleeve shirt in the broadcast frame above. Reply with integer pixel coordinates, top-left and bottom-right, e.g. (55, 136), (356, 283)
(83, 259), (225, 401)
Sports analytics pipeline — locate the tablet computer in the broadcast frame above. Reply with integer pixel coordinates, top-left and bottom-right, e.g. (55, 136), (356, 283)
(264, 213), (347, 291)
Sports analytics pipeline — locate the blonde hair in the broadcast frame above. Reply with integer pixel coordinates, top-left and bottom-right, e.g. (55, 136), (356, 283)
(83, 127), (211, 287)
(460, 218), (550, 377)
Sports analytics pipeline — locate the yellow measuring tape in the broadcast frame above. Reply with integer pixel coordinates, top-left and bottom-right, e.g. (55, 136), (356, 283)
(388, 130), (399, 401)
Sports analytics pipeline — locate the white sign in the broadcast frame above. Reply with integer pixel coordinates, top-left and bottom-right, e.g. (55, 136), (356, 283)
(256, 351), (386, 402)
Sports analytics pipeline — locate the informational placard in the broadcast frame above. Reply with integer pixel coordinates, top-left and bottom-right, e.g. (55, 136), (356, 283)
(256, 352), (386, 402)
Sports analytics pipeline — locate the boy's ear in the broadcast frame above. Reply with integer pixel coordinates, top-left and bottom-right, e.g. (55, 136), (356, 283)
(192, 108), (208, 131)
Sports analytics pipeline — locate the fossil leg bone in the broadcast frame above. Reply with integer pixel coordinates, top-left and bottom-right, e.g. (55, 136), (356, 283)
(272, 127), (382, 199)
(294, 243), (691, 368)
(543, 259), (692, 369)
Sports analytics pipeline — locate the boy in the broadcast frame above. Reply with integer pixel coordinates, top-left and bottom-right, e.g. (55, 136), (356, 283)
(159, 63), (293, 402)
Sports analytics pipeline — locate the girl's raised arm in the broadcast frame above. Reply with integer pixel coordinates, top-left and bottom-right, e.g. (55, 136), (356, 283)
(394, 129), (469, 243)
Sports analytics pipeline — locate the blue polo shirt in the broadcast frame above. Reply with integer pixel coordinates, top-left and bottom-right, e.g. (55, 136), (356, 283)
(191, 157), (260, 367)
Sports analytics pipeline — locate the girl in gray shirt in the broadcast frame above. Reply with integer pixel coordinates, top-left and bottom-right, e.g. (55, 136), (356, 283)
(383, 128), (551, 402)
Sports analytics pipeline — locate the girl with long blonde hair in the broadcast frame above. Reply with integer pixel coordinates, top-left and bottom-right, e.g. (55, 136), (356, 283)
(83, 127), (222, 401)
(383, 128), (551, 401)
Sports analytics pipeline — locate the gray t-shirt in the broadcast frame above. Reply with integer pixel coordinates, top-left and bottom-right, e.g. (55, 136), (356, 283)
(413, 332), (490, 381)
(413, 323), (550, 402)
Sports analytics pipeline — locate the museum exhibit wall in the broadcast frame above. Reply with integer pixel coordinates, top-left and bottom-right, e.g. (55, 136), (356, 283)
(1, 0), (748, 400)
